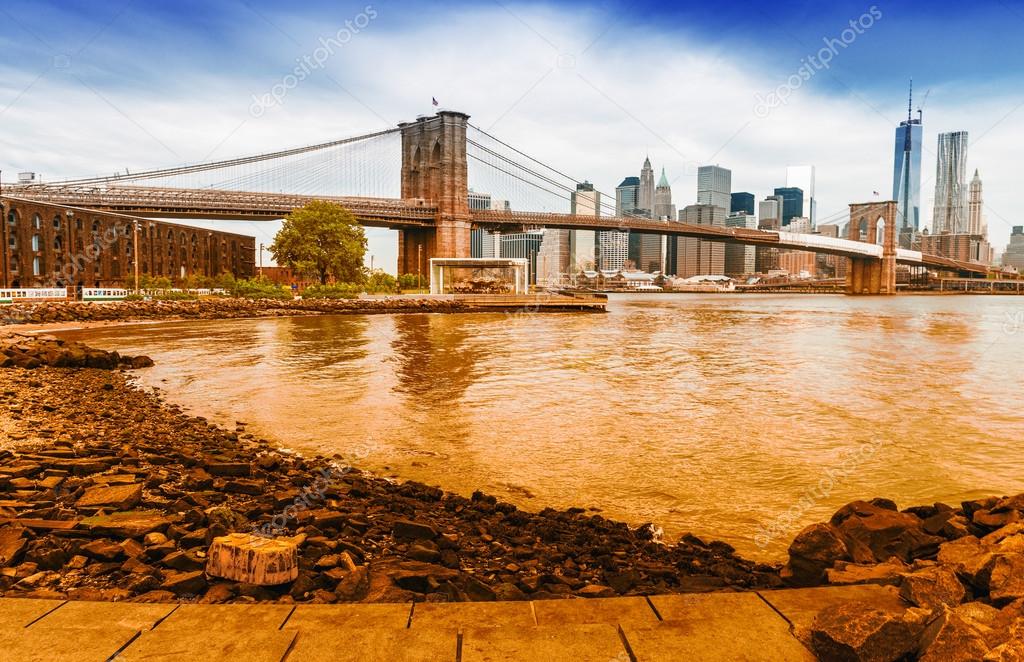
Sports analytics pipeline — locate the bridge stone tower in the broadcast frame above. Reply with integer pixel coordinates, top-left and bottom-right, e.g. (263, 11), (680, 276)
(847, 201), (897, 295)
(397, 111), (472, 279)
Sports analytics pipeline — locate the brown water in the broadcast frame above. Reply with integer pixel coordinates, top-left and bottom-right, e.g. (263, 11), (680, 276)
(60, 294), (1024, 559)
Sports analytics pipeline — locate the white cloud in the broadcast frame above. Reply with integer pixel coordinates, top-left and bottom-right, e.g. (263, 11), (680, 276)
(1, 3), (1020, 273)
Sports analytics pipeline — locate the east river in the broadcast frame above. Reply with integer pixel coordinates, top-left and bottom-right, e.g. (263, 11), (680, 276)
(60, 294), (1024, 559)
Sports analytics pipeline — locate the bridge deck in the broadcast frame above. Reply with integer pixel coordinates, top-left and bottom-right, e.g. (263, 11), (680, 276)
(3, 187), (998, 276)
(0, 585), (907, 660)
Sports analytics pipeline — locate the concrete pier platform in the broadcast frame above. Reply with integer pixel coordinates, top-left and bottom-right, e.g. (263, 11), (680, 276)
(0, 585), (901, 660)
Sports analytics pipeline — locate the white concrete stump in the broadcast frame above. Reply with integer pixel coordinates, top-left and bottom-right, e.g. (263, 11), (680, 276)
(206, 533), (299, 585)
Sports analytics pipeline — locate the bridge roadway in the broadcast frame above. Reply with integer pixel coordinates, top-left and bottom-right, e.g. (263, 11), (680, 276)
(5, 184), (992, 276)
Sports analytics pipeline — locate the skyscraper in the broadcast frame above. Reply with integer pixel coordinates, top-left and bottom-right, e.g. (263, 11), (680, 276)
(725, 213), (757, 276)
(676, 205), (726, 277)
(1004, 226), (1024, 272)
(615, 177), (640, 216)
(638, 157), (655, 214)
(731, 192), (755, 216)
(932, 131), (969, 234)
(968, 169), (986, 237)
(786, 166), (816, 225)
(758, 196), (784, 226)
(537, 230), (570, 285)
(653, 168), (675, 220)
(773, 187), (804, 226)
(892, 85), (923, 247)
(697, 165), (732, 212)
(597, 231), (629, 271)
(570, 181), (601, 216)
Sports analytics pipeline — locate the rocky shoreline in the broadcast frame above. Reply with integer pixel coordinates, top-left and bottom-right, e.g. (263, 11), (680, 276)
(0, 295), (604, 328)
(0, 338), (780, 608)
(0, 298), (473, 327)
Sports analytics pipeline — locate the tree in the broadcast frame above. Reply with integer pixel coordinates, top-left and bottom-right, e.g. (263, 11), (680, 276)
(270, 201), (367, 285)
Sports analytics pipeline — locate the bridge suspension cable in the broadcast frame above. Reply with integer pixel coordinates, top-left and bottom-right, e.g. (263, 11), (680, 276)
(467, 124), (642, 220)
(26, 126), (402, 196)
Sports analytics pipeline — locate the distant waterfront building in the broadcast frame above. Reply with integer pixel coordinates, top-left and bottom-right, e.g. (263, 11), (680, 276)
(731, 192), (755, 216)
(724, 212), (757, 276)
(638, 157), (655, 215)
(968, 170), (986, 238)
(676, 204), (726, 277)
(756, 199), (783, 272)
(786, 166), (816, 225)
(628, 230), (664, 273)
(653, 168), (675, 221)
(468, 192), (510, 259)
(615, 177), (641, 216)
(778, 250), (817, 278)
(468, 191), (491, 211)
(892, 88), (923, 247)
(933, 131), (970, 234)
(817, 223), (847, 278)
(569, 182), (600, 273)
(773, 187), (805, 226)
(698, 165), (732, 213)
(597, 230), (629, 271)
(500, 231), (543, 283)
(537, 229), (570, 285)
(786, 216), (813, 235)
(778, 216), (816, 277)
(1003, 226), (1024, 271)
(917, 231), (992, 265)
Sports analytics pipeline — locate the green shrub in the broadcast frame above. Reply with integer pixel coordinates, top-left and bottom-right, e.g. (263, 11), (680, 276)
(230, 277), (293, 300)
(398, 273), (426, 290)
(364, 271), (399, 294)
(302, 283), (361, 299)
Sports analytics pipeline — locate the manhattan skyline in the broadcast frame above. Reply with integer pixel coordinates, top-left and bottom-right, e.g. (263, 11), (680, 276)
(1, 0), (1021, 271)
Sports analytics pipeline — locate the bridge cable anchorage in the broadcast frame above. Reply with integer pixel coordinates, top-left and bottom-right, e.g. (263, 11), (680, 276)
(32, 126), (401, 189)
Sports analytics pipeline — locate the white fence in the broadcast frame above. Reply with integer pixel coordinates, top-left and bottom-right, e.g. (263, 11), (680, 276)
(0, 288), (69, 304)
(82, 288), (129, 301)
(0, 287), (230, 304)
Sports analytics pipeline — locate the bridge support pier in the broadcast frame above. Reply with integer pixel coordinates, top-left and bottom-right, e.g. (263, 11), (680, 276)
(398, 111), (473, 283)
(846, 201), (897, 295)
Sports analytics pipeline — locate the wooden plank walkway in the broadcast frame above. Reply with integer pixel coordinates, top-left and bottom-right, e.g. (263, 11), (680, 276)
(0, 585), (901, 660)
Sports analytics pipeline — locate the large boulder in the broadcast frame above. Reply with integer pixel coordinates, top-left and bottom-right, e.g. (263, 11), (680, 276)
(810, 601), (931, 662)
(831, 500), (945, 563)
(899, 565), (968, 610)
(987, 554), (1024, 605)
(783, 523), (850, 587)
(937, 536), (1000, 590)
(918, 606), (992, 662)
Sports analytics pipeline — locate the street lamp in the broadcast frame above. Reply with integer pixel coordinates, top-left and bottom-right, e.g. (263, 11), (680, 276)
(259, 242), (264, 278)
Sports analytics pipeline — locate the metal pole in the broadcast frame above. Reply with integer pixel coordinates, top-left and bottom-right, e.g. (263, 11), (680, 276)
(417, 244), (422, 289)
(259, 242), (264, 278)
(0, 170), (7, 289)
(133, 220), (140, 293)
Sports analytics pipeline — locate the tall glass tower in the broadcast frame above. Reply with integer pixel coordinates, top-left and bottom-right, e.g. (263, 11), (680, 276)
(933, 131), (970, 234)
(892, 84), (923, 248)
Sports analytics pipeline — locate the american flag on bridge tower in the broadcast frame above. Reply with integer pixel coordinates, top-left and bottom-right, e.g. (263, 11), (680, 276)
(432, 97), (439, 107)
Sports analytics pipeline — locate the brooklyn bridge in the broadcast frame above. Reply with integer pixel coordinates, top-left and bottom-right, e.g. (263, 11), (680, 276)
(1, 110), (1001, 295)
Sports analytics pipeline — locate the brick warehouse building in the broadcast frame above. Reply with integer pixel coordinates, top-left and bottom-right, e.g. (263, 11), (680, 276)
(0, 197), (255, 288)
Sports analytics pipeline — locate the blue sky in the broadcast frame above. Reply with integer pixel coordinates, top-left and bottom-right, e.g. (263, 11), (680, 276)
(2, 0), (1022, 270)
